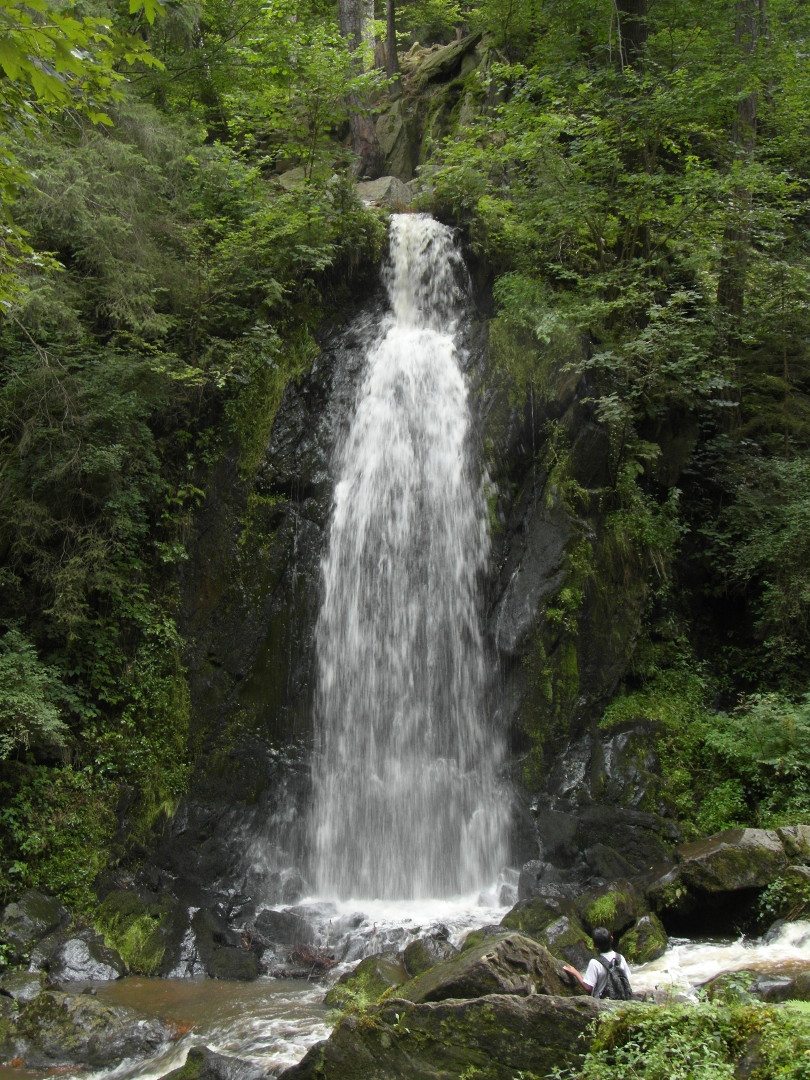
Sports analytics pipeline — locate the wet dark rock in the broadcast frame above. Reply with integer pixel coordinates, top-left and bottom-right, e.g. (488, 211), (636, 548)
(45, 930), (126, 983)
(0, 891), (69, 964)
(396, 932), (575, 1003)
(160, 1045), (266, 1080)
(280, 992), (608, 1080)
(188, 908), (259, 981)
(0, 989), (168, 1068)
(402, 928), (459, 977)
(0, 970), (46, 1003)
(254, 908), (314, 946)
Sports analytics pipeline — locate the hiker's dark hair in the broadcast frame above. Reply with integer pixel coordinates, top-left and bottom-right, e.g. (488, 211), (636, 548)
(592, 927), (613, 953)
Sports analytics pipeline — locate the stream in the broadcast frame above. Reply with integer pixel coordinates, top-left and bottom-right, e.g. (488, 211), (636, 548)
(2, 913), (808, 1080)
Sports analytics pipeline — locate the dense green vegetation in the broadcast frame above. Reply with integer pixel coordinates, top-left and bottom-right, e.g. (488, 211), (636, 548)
(426, 0), (810, 837)
(1, 0), (809, 917)
(553, 993), (810, 1080)
(0, 0), (385, 907)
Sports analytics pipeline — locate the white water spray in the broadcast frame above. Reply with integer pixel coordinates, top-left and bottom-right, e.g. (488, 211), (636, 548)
(311, 214), (509, 901)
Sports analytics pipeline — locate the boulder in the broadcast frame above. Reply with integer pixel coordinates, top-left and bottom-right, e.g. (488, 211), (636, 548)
(402, 928), (458, 977)
(94, 888), (188, 976)
(0, 970), (46, 1003)
(160, 1045), (265, 1080)
(355, 176), (413, 210)
(280, 992), (608, 1080)
(395, 932), (575, 1004)
(254, 908), (314, 946)
(46, 931), (126, 982)
(191, 909), (258, 981)
(500, 895), (576, 939)
(619, 914), (668, 964)
(777, 826), (810, 864)
(577, 881), (646, 936)
(676, 829), (788, 893)
(536, 916), (593, 970)
(324, 952), (408, 1008)
(0, 892), (69, 963)
(410, 32), (483, 90)
(0, 989), (168, 1068)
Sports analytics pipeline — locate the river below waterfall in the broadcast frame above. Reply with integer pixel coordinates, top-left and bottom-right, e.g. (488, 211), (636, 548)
(2, 917), (808, 1080)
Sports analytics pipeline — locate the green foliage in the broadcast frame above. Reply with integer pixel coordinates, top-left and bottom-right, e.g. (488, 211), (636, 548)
(758, 874), (810, 926)
(95, 892), (168, 974)
(552, 997), (810, 1080)
(0, 629), (69, 758)
(0, 0), (163, 306)
(0, 765), (116, 911)
(702, 456), (810, 682)
(702, 693), (810, 825)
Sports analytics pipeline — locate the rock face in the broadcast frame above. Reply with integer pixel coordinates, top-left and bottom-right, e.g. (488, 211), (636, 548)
(395, 933), (576, 1003)
(280, 993), (608, 1080)
(161, 1045), (266, 1080)
(0, 892), (69, 963)
(356, 176), (413, 208)
(0, 990), (168, 1068)
(645, 827), (797, 934)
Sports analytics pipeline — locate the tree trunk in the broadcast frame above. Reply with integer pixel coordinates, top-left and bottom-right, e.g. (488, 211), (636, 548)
(717, 0), (766, 320)
(338, 0), (385, 179)
(615, 0), (648, 69)
(386, 0), (400, 88)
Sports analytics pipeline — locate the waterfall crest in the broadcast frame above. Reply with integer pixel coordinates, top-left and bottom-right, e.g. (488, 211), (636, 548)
(311, 214), (508, 901)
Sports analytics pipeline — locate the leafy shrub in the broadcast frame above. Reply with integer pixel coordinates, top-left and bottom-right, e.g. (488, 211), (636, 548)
(551, 998), (810, 1080)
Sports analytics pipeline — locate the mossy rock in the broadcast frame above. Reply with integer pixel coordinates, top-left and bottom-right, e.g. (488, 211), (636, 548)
(0, 891), (70, 963)
(395, 932), (575, 1004)
(402, 933), (458, 978)
(618, 913), (668, 964)
(95, 890), (181, 976)
(458, 925), (511, 953)
(535, 916), (593, 970)
(160, 1044), (265, 1080)
(577, 881), (645, 935)
(499, 895), (574, 939)
(281, 992), (608, 1080)
(206, 947), (260, 981)
(324, 953), (408, 1009)
(777, 826), (810, 864)
(676, 829), (787, 893)
(5, 990), (168, 1068)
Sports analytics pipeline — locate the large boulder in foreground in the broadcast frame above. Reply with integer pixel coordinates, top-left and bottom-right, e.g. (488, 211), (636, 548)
(0, 990), (168, 1068)
(395, 932), (575, 1003)
(281, 992), (607, 1080)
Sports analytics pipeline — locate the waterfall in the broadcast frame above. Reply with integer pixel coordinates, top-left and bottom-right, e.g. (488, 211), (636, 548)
(311, 213), (509, 901)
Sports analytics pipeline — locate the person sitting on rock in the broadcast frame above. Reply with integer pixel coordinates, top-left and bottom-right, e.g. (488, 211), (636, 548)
(562, 926), (632, 999)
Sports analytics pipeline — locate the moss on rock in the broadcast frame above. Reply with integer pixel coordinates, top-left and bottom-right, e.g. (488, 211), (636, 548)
(324, 953), (408, 1009)
(282, 992), (608, 1080)
(619, 913), (668, 964)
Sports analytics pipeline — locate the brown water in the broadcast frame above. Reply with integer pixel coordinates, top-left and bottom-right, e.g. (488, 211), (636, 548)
(0, 977), (331, 1080)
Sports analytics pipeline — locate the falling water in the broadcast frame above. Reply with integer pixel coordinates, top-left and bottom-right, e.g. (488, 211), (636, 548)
(311, 213), (509, 901)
